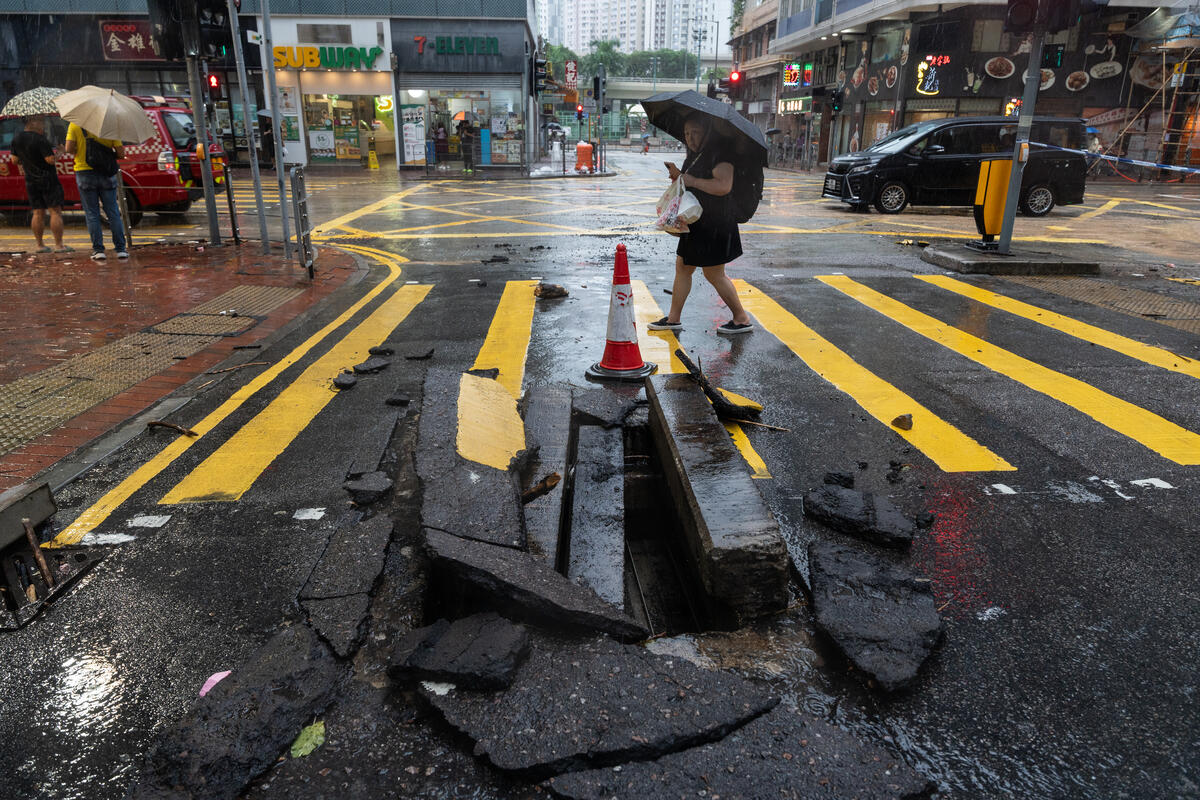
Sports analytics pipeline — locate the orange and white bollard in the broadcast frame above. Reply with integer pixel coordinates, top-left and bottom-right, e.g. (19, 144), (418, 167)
(586, 243), (657, 381)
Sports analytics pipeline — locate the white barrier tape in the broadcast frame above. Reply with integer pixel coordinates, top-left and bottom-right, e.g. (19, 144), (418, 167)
(1030, 141), (1200, 176)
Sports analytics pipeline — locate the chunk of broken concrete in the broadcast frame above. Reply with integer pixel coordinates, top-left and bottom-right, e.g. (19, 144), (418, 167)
(421, 635), (777, 779)
(803, 484), (915, 548)
(368, 345), (394, 356)
(390, 612), (529, 689)
(130, 626), (345, 800)
(424, 529), (647, 641)
(343, 471), (393, 505)
(302, 594), (371, 659)
(385, 392), (410, 407)
(534, 282), (569, 299)
(333, 373), (358, 390)
(808, 542), (943, 692)
(353, 356), (391, 374)
(550, 703), (934, 799)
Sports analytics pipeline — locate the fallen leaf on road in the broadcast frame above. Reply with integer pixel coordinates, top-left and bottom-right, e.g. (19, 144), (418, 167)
(290, 720), (326, 758)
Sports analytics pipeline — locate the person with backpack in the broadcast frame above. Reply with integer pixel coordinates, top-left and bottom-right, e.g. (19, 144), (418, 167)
(11, 116), (69, 253)
(64, 121), (127, 261)
(649, 113), (753, 335)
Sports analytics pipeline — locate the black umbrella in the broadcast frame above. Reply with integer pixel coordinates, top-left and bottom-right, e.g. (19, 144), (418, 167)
(642, 90), (768, 166)
(765, 127), (782, 136)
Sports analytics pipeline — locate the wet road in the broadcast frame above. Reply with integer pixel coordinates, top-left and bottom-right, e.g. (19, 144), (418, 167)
(1, 152), (1199, 798)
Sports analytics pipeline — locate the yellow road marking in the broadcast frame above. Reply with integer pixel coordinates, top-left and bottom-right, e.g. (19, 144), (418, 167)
(632, 279), (771, 478)
(735, 279), (1013, 472)
(315, 184), (427, 234)
(919, 275), (1200, 380)
(820, 275), (1200, 465)
(1091, 194), (1192, 213)
(52, 243), (410, 544)
(159, 283), (430, 503)
(457, 372), (526, 470)
(471, 280), (538, 400)
(1167, 277), (1200, 287)
(1075, 198), (1120, 221)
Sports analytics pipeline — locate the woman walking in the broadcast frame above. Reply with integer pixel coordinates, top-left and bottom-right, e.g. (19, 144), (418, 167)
(649, 114), (753, 335)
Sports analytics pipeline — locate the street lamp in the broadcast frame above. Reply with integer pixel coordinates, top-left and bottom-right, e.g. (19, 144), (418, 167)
(691, 17), (720, 92)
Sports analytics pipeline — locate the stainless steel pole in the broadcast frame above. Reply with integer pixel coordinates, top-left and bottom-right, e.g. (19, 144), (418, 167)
(227, 0), (269, 253)
(260, 0), (292, 259)
(186, 53), (222, 245)
(997, 29), (1045, 255)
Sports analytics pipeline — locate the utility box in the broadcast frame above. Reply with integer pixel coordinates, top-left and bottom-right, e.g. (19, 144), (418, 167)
(974, 159), (1012, 242)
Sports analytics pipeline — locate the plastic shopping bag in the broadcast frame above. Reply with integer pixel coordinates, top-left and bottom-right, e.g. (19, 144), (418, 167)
(655, 177), (703, 235)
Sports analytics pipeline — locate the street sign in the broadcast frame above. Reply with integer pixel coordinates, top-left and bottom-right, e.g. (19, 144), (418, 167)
(581, 98), (596, 110)
(564, 59), (578, 89)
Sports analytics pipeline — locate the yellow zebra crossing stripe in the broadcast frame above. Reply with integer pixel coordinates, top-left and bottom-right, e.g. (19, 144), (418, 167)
(735, 280), (1013, 472)
(820, 275), (1200, 465)
(918, 275), (1200, 380)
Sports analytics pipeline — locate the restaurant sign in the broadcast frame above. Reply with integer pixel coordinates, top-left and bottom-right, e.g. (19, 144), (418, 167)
(274, 45), (386, 70)
(778, 97), (812, 114)
(100, 20), (164, 61)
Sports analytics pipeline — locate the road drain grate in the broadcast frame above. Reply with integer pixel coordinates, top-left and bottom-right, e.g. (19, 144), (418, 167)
(0, 285), (301, 458)
(1005, 277), (1200, 335)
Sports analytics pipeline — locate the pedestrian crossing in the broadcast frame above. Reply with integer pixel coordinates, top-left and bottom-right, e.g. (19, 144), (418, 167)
(51, 261), (1200, 543)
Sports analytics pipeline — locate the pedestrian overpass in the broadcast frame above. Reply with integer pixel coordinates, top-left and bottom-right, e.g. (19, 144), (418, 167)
(604, 77), (701, 103)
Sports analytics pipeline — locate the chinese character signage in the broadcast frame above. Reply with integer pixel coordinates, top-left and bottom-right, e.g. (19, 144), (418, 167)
(783, 64), (801, 88)
(915, 54), (949, 96)
(99, 20), (163, 61)
(564, 60), (578, 89)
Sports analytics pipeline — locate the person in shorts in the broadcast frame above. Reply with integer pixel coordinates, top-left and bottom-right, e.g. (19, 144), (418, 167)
(11, 117), (69, 253)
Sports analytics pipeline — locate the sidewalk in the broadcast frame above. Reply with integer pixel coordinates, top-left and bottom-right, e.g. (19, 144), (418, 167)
(0, 242), (359, 492)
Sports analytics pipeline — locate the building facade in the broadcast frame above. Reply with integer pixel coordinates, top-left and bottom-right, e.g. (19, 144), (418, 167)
(0, 0), (539, 172)
(771, 0), (1184, 166)
(729, 0), (785, 132)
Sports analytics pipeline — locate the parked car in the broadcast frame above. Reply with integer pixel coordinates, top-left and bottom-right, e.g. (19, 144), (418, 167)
(0, 95), (225, 226)
(822, 116), (1086, 216)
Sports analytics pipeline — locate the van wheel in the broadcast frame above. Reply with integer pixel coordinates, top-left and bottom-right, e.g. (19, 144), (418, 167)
(874, 181), (909, 214)
(1020, 184), (1055, 216)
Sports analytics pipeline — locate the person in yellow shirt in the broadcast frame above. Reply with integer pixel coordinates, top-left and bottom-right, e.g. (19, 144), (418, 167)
(64, 122), (127, 261)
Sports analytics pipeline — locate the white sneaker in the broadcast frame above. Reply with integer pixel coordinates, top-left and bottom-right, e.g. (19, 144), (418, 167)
(91, 251), (106, 261)
(116, 251), (130, 259)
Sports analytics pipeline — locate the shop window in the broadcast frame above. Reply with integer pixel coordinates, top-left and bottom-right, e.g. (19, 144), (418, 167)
(915, 21), (962, 53)
(871, 30), (903, 65)
(296, 24), (352, 44)
(972, 20), (1015, 53)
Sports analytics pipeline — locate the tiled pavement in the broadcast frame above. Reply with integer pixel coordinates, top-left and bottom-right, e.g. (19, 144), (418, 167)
(0, 242), (359, 490)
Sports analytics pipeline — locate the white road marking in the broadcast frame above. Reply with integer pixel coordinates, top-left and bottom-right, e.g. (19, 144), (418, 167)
(293, 508), (327, 520)
(1089, 477), (1134, 501)
(421, 681), (455, 695)
(79, 532), (137, 545)
(127, 514), (172, 528)
(989, 483), (1018, 494)
(1130, 478), (1174, 489)
(977, 606), (1007, 622)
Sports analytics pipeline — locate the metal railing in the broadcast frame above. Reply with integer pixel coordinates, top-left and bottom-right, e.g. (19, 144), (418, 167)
(289, 166), (315, 280)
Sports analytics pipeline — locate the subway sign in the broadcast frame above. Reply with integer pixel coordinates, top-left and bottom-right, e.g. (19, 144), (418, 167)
(274, 45), (385, 69)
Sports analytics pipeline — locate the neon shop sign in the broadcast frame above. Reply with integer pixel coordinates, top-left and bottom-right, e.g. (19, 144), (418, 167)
(915, 54), (949, 96)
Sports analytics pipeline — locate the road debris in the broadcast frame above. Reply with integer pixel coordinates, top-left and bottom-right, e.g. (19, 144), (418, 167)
(521, 472), (561, 504)
(405, 348), (435, 360)
(353, 356), (391, 374)
(803, 484), (916, 548)
(891, 413), (914, 430)
(533, 282), (569, 299)
(207, 361), (268, 374)
(391, 613), (530, 690)
(147, 420), (198, 437)
(675, 348), (763, 423)
(333, 373), (358, 390)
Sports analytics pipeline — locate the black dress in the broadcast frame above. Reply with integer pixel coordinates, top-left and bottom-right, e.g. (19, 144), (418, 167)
(676, 148), (742, 267)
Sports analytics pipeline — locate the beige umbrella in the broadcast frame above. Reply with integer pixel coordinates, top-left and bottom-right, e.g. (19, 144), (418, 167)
(53, 85), (156, 143)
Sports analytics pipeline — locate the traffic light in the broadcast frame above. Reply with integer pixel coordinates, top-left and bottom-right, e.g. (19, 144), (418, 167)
(196, 0), (232, 62)
(576, 104), (584, 121)
(535, 58), (548, 92)
(1004, 0), (1039, 33)
(830, 89), (843, 114)
(729, 70), (742, 99)
(206, 72), (223, 100)
(147, 0), (187, 60)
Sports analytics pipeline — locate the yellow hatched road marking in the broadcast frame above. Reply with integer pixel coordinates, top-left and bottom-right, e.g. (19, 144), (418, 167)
(159, 283), (431, 503)
(314, 183), (428, 235)
(919, 275), (1200, 380)
(51, 243), (411, 544)
(735, 279), (1013, 472)
(820, 275), (1200, 465)
(457, 280), (538, 469)
(1075, 198), (1120, 221)
(631, 279), (771, 479)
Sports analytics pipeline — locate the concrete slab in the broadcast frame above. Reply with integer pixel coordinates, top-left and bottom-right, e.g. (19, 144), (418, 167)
(567, 426), (626, 609)
(645, 375), (789, 621)
(0, 482), (55, 550)
(921, 243), (1099, 275)
(520, 384), (573, 565)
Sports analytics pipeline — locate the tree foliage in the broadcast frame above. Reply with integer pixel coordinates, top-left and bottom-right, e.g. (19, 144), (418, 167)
(730, 0), (746, 34)
(544, 40), (706, 81)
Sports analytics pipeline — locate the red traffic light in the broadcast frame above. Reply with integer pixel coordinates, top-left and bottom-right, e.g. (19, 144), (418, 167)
(729, 70), (741, 83)
(207, 74), (220, 89)
(576, 104), (583, 112)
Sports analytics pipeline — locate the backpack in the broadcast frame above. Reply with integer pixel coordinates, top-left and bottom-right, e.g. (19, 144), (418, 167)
(729, 161), (764, 223)
(85, 136), (119, 177)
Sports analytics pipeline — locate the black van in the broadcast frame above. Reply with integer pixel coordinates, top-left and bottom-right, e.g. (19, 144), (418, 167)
(821, 116), (1086, 216)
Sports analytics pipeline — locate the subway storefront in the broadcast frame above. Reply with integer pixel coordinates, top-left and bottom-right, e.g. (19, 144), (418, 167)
(265, 17), (399, 167)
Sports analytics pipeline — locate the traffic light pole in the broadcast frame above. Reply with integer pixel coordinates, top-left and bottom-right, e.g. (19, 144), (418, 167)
(260, 0), (293, 259)
(227, 0), (270, 254)
(185, 53), (222, 245)
(597, 63), (605, 174)
(997, 27), (1045, 254)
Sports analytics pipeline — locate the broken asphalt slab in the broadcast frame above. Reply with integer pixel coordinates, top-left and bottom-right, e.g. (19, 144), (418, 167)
(804, 484), (917, 548)
(130, 625), (346, 800)
(808, 542), (944, 692)
(549, 702), (934, 799)
(571, 385), (643, 429)
(390, 612), (530, 690)
(418, 368), (525, 549)
(424, 528), (648, 641)
(301, 514), (393, 600)
(302, 594), (372, 659)
(420, 634), (778, 780)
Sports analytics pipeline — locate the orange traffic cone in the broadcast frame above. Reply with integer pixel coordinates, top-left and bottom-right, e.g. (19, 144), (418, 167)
(587, 244), (657, 381)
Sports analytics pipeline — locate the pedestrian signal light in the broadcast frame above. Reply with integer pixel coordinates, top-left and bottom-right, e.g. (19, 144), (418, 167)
(576, 104), (584, 121)
(207, 74), (220, 90)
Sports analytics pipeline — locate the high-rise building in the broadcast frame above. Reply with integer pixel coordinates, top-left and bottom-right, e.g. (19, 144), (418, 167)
(554, 0), (732, 56)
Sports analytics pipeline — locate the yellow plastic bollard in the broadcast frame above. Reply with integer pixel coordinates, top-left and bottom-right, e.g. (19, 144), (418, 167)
(973, 159), (1011, 242)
